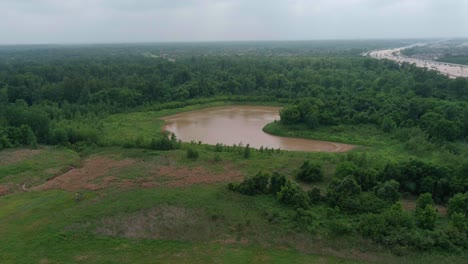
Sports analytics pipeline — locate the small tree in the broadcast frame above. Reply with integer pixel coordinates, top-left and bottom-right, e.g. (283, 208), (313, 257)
(269, 172), (287, 194)
(297, 160), (323, 183)
(374, 180), (401, 203)
(277, 181), (309, 209)
(381, 116), (397, 133)
(416, 204), (438, 230)
(447, 192), (468, 216)
(415, 193), (437, 230)
(416, 193), (434, 211)
(234, 171), (270, 195)
(308, 187), (322, 204)
(243, 144), (251, 159)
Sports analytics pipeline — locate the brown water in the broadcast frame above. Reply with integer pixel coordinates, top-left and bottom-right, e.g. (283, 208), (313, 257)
(162, 106), (355, 152)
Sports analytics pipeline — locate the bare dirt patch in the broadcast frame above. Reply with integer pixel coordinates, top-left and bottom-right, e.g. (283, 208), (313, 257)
(32, 154), (244, 192)
(33, 157), (135, 192)
(95, 205), (226, 241)
(0, 149), (42, 165)
(150, 165), (244, 187)
(0, 185), (9, 196)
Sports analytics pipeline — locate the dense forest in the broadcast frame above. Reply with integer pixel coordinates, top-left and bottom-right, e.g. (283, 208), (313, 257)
(1, 42), (467, 261)
(1, 42), (467, 147)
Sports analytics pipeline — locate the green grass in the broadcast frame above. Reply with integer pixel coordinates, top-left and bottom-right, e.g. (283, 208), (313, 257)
(0, 186), (362, 264)
(1, 144), (466, 263)
(1, 104), (467, 263)
(0, 147), (80, 186)
(263, 122), (390, 146)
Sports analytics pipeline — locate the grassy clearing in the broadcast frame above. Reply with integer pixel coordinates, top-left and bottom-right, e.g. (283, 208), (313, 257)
(0, 186), (362, 264)
(0, 147), (80, 187)
(1, 104), (466, 263)
(1, 145), (466, 263)
(1, 179), (463, 263)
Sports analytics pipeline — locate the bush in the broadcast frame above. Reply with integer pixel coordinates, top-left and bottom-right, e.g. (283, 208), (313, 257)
(416, 204), (438, 230)
(327, 176), (362, 206)
(269, 172), (287, 195)
(374, 180), (401, 203)
(186, 148), (199, 160)
(447, 192), (468, 216)
(308, 187), (322, 204)
(359, 202), (414, 243)
(213, 153), (222, 162)
(416, 193), (434, 211)
(231, 171), (270, 196)
(243, 144), (251, 159)
(277, 181), (309, 209)
(334, 161), (358, 179)
(297, 160), (323, 183)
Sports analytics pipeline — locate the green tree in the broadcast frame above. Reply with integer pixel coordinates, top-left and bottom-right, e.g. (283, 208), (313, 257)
(277, 181), (309, 209)
(296, 160), (323, 183)
(447, 192), (468, 216)
(243, 144), (251, 159)
(381, 116), (397, 133)
(280, 106), (301, 125)
(374, 180), (400, 203)
(416, 204), (438, 230)
(270, 172), (287, 195)
(416, 193), (434, 211)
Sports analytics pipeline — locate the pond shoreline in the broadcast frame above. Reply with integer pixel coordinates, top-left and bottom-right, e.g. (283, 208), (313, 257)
(161, 105), (356, 153)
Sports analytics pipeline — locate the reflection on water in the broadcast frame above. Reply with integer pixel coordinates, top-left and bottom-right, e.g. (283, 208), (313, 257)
(162, 106), (354, 152)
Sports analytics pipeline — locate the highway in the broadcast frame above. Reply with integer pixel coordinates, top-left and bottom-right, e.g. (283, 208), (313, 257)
(365, 45), (468, 79)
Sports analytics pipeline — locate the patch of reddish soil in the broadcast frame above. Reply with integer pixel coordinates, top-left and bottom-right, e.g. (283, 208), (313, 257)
(32, 155), (244, 192)
(0, 149), (42, 165)
(151, 165), (244, 187)
(0, 185), (9, 196)
(33, 157), (135, 192)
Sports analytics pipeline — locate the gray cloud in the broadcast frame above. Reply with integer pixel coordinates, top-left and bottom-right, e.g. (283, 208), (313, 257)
(0, 0), (467, 44)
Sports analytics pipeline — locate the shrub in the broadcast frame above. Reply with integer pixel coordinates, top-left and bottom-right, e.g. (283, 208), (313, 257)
(334, 161), (358, 179)
(186, 148), (199, 160)
(416, 204), (438, 230)
(269, 172), (287, 195)
(232, 171), (270, 196)
(297, 160), (323, 183)
(308, 187), (322, 204)
(277, 181), (309, 209)
(447, 192), (468, 216)
(327, 176), (362, 206)
(374, 180), (401, 203)
(416, 193), (434, 211)
(213, 153), (222, 162)
(243, 144), (251, 159)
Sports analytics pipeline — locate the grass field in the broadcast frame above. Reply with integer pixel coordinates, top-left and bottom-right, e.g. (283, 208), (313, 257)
(1, 104), (467, 263)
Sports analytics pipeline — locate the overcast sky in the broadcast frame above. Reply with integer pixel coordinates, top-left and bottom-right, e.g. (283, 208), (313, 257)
(1, 0), (467, 44)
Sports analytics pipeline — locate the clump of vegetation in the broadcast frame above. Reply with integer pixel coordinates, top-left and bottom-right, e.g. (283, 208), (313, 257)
(186, 148), (199, 160)
(243, 144), (251, 159)
(296, 160), (323, 183)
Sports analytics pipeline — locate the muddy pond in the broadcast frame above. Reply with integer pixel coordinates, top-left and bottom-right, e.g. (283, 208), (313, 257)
(162, 106), (355, 152)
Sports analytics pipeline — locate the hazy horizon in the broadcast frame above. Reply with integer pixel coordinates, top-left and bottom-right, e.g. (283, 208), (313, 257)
(1, 0), (467, 45)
